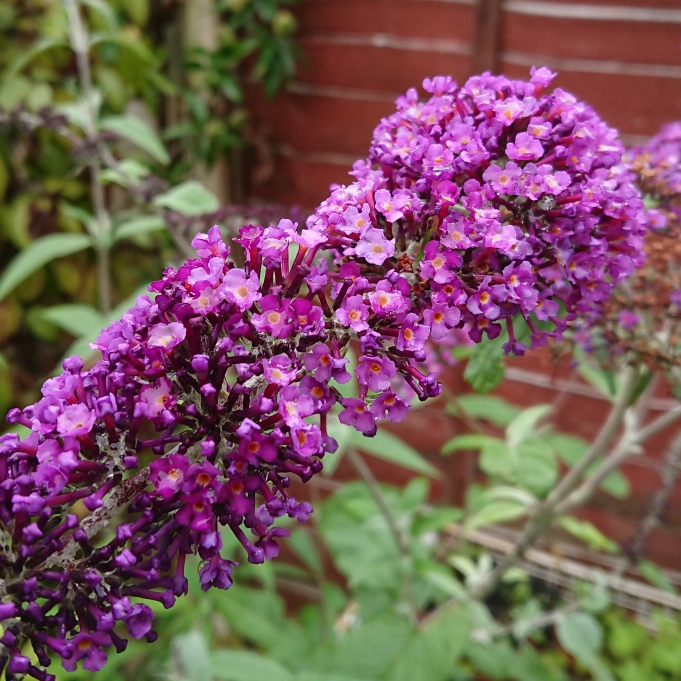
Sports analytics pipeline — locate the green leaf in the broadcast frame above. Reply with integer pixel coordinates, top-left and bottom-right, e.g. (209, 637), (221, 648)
(100, 115), (170, 164)
(545, 433), (588, 465)
(599, 470), (631, 500)
(558, 517), (619, 553)
(81, 0), (118, 27)
(58, 283), (154, 368)
(153, 180), (219, 215)
(171, 630), (212, 681)
(556, 612), (615, 681)
(330, 617), (414, 678)
(288, 527), (323, 578)
(512, 438), (558, 495)
(575, 580), (611, 614)
(100, 158), (151, 188)
(441, 433), (496, 455)
(464, 500), (528, 532)
(506, 405), (552, 448)
(576, 362), (618, 400)
(478, 440), (514, 477)
(413, 507), (464, 535)
(113, 215), (166, 243)
(4, 38), (68, 80)
(213, 585), (289, 651)
(0, 233), (93, 302)
(211, 650), (292, 681)
(350, 428), (440, 478)
(448, 394), (521, 427)
(60, 203), (98, 240)
(483, 486), (537, 507)
(638, 560), (676, 594)
(39, 304), (104, 338)
(388, 604), (472, 681)
(422, 569), (466, 599)
(556, 611), (603, 653)
(464, 335), (505, 393)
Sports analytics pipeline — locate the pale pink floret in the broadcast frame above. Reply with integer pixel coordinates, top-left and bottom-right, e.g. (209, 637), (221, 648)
(147, 322), (187, 350)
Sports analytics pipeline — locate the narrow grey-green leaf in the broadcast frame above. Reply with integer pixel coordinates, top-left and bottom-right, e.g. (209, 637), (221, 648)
(558, 517), (618, 553)
(463, 335), (505, 393)
(0, 233), (92, 302)
(39, 304), (104, 338)
(637, 560), (676, 594)
(100, 115), (170, 164)
(556, 612), (614, 681)
(171, 630), (212, 681)
(211, 650), (292, 681)
(506, 405), (552, 448)
(4, 39), (68, 80)
(442, 433), (496, 455)
(464, 500), (527, 532)
(113, 215), (166, 243)
(100, 159), (151, 188)
(58, 283), (153, 369)
(447, 394), (521, 427)
(153, 181), (219, 215)
(288, 527), (323, 578)
(350, 428), (440, 478)
(389, 604), (472, 681)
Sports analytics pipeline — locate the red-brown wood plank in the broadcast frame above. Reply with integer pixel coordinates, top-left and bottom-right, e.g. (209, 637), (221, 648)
(296, 41), (471, 93)
(249, 155), (351, 208)
(247, 87), (392, 156)
(502, 14), (681, 64)
(297, 0), (475, 40)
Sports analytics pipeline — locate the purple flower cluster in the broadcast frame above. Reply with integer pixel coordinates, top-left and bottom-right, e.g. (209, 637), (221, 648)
(628, 121), (681, 234)
(574, 121), (681, 368)
(0, 69), (647, 678)
(327, 67), (644, 353)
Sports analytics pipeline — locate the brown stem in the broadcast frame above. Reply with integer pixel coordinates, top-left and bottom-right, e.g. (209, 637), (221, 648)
(42, 467), (150, 572)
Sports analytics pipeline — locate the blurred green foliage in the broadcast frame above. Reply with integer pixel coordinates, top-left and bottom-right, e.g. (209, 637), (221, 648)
(50, 477), (681, 681)
(0, 0), (299, 413)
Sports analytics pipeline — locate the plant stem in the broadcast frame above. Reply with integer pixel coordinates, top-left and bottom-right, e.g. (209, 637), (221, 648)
(469, 365), (640, 600)
(545, 365), (639, 507)
(557, 404), (681, 514)
(345, 446), (418, 620)
(627, 430), (681, 562)
(64, 0), (112, 315)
